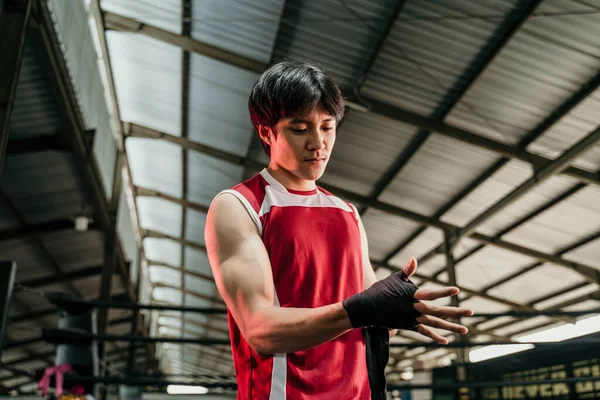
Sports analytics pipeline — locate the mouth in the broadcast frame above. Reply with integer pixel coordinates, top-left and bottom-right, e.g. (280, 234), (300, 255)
(304, 157), (327, 163)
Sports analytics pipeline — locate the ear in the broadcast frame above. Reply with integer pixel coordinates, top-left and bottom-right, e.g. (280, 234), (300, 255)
(257, 124), (273, 145)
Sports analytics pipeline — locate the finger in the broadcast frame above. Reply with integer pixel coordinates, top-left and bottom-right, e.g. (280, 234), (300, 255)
(414, 286), (459, 301)
(414, 302), (474, 318)
(402, 257), (417, 279)
(417, 325), (448, 345)
(417, 315), (469, 335)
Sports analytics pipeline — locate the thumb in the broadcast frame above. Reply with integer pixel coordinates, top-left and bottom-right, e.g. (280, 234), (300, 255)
(402, 257), (417, 279)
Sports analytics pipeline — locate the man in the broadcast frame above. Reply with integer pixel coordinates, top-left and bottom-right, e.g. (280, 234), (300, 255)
(205, 61), (473, 399)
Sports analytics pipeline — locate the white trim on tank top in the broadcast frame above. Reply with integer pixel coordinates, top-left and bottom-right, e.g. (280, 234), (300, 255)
(213, 190), (263, 236)
(258, 170), (352, 218)
(269, 291), (287, 400)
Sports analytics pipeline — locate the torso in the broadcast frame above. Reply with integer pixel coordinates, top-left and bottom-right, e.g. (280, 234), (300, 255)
(221, 169), (371, 400)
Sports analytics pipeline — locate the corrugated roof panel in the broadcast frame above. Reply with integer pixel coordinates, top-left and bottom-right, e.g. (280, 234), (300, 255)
(117, 182), (139, 284)
(501, 186), (600, 254)
(0, 196), (20, 231)
(379, 134), (502, 217)
(446, 3), (600, 146)
(107, 31), (182, 136)
(187, 152), (245, 207)
(154, 287), (183, 305)
(487, 263), (586, 304)
(455, 246), (537, 291)
(0, 238), (55, 280)
(191, 0), (284, 64)
(411, 253), (445, 276)
(363, 0), (519, 117)
(10, 37), (62, 138)
(527, 90), (600, 172)
(520, 0), (600, 173)
(273, 0), (398, 90)
(101, 0), (182, 34)
(476, 315), (515, 332)
(74, 275), (124, 298)
(137, 197), (182, 238)
(143, 237), (181, 267)
(185, 292), (212, 307)
(185, 275), (219, 298)
(188, 54), (257, 157)
(2, 152), (92, 224)
(41, 230), (104, 271)
(126, 138), (182, 198)
(475, 174), (581, 237)
(441, 159), (531, 227)
(563, 237), (600, 268)
(493, 315), (553, 337)
(185, 209), (207, 246)
(320, 110), (419, 196)
(184, 247), (212, 277)
(533, 283), (600, 310)
(388, 227), (443, 267)
(149, 265), (181, 288)
(361, 208), (422, 260)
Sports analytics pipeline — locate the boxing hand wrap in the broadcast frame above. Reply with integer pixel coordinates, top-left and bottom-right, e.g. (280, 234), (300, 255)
(342, 271), (421, 330)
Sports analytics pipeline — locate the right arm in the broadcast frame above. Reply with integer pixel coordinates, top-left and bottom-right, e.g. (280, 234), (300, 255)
(205, 193), (353, 355)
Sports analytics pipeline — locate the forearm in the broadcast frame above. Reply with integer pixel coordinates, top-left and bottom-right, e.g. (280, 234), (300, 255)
(244, 302), (353, 355)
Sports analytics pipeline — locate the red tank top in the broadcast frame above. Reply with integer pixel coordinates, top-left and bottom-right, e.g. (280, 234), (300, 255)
(218, 169), (371, 400)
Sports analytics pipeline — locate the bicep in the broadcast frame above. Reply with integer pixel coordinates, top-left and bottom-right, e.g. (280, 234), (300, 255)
(205, 193), (275, 333)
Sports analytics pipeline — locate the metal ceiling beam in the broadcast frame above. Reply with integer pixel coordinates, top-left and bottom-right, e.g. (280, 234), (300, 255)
(382, 160), (506, 264)
(383, 71), (600, 266)
(33, 0), (139, 309)
(5, 134), (70, 154)
(103, 11), (265, 74)
(0, 0), (32, 177)
(105, 14), (600, 189)
(358, 0), (541, 215)
(8, 291), (128, 324)
(429, 182), (588, 280)
(152, 282), (223, 306)
(146, 259), (213, 283)
(19, 264), (103, 288)
(128, 125), (600, 286)
(0, 189), (83, 297)
(461, 228), (600, 300)
(455, 125), (600, 243)
(0, 216), (100, 241)
(136, 185), (209, 213)
(179, 0), (192, 364)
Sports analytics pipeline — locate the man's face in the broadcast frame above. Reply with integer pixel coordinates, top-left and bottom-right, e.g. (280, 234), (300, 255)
(262, 105), (336, 181)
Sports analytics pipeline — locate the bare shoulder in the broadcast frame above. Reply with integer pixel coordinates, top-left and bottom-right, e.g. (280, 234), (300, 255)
(206, 192), (259, 237)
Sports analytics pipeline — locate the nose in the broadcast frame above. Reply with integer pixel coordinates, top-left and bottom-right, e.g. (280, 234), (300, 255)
(306, 129), (325, 151)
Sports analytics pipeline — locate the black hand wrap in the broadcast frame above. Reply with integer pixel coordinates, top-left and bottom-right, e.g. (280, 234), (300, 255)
(342, 271), (421, 330)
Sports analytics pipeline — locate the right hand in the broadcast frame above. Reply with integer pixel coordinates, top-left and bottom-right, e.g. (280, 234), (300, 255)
(342, 257), (474, 344)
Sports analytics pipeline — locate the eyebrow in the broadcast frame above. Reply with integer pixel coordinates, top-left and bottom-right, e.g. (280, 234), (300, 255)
(290, 118), (334, 123)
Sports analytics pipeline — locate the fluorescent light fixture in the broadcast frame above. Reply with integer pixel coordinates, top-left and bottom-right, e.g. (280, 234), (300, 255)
(166, 385), (209, 395)
(469, 343), (534, 363)
(469, 314), (600, 363)
(400, 370), (414, 380)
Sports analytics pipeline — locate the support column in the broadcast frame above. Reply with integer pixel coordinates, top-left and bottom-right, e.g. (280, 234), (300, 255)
(0, 261), (16, 360)
(0, 0), (32, 177)
(55, 308), (100, 396)
(444, 233), (470, 364)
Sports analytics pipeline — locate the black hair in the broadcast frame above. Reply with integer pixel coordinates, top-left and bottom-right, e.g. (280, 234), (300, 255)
(248, 61), (345, 155)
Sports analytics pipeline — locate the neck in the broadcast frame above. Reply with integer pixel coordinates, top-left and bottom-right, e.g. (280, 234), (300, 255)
(266, 164), (316, 191)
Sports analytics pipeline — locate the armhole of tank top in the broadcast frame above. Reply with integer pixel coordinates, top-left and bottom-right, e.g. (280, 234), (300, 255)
(348, 203), (360, 222)
(214, 190), (263, 236)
